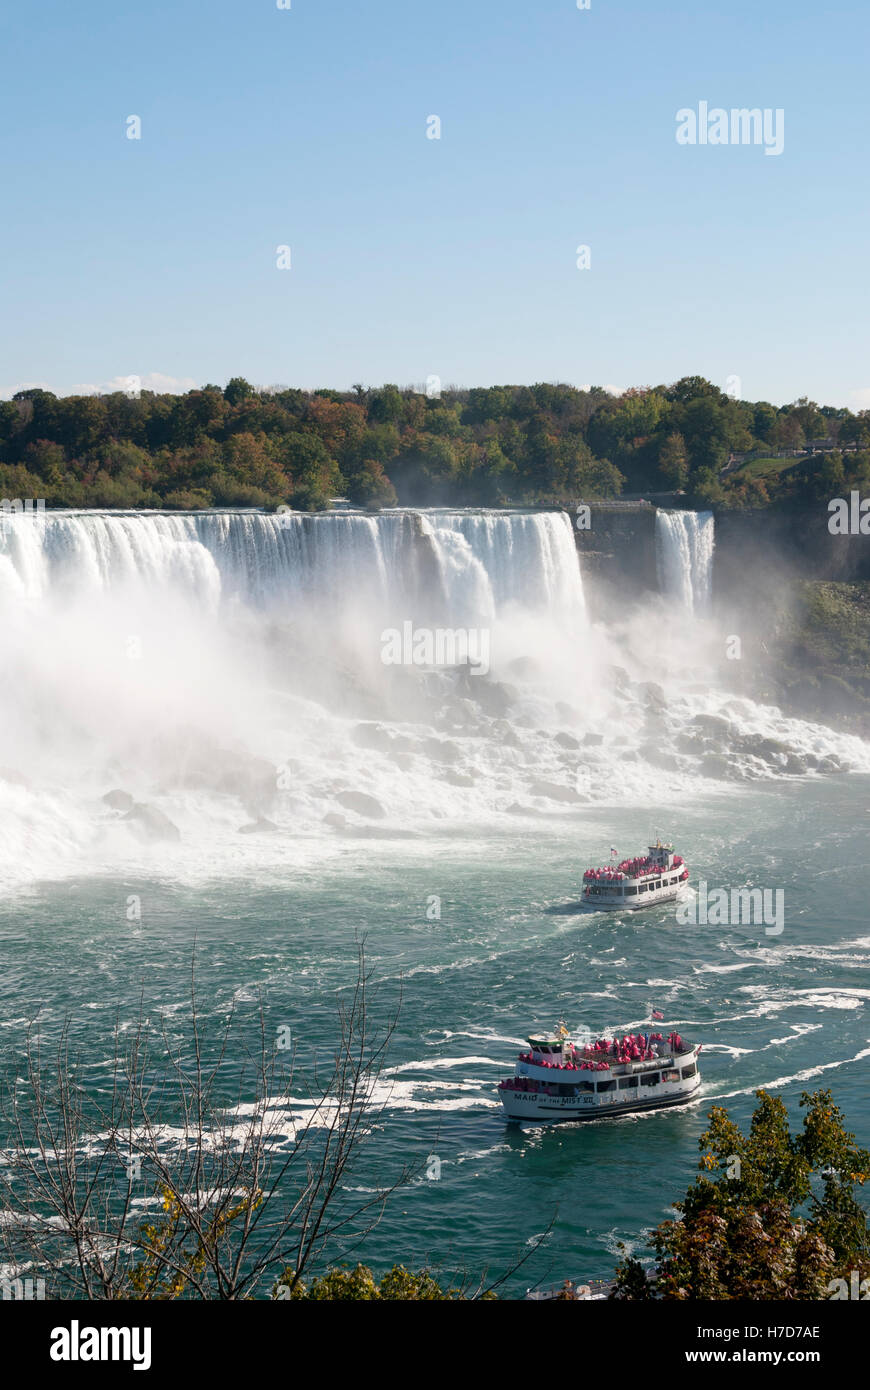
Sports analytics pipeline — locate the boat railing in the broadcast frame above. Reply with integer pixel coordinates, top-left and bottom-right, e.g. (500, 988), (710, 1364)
(518, 1042), (695, 1073)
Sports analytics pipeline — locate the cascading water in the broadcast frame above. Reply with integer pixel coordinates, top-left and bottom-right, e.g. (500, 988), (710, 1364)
(0, 508), (586, 624)
(0, 505), (866, 888)
(655, 509), (715, 615)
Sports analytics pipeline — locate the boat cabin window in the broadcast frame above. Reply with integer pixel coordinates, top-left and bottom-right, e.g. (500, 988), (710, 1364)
(577, 1081), (595, 1093)
(638, 883), (648, 893)
(618, 1076), (639, 1090)
(681, 1063), (696, 1079)
(626, 886), (637, 896)
(653, 879), (662, 889)
(596, 1079), (616, 1093)
(640, 1072), (660, 1086)
(662, 1069), (680, 1082)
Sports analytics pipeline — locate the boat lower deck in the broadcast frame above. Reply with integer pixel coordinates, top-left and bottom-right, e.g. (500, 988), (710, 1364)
(502, 1080), (701, 1123)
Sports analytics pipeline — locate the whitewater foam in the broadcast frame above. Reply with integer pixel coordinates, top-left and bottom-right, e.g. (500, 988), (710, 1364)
(1, 507), (867, 888)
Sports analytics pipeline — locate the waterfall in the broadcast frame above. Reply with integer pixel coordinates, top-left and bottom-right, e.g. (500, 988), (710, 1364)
(2, 504), (868, 890)
(655, 510), (715, 614)
(0, 507), (586, 627)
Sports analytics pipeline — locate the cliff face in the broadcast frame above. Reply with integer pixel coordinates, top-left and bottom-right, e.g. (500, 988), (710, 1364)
(712, 510), (870, 735)
(714, 508), (870, 594)
(572, 503), (870, 734)
(573, 504), (658, 612)
(573, 503), (870, 608)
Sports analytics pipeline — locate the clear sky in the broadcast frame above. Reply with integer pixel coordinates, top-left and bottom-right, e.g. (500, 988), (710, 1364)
(2, 0), (867, 407)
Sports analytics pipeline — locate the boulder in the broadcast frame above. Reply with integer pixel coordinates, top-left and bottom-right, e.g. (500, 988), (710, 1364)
(442, 770), (475, 787)
(351, 723), (394, 752)
(421, 738), (462, 764)
(123, 803), (181, 842)
(335, 790), (386, 819)
(529, 780), (582, 803)
(103, 789), (134, 812)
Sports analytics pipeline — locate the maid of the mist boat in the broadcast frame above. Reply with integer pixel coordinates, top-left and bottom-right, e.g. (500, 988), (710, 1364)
(498, 1025), (702, 1122)
(583, 840), (689, 910)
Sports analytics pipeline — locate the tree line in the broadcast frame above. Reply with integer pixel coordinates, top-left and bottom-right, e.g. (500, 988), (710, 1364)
(1, 376), (869, 511)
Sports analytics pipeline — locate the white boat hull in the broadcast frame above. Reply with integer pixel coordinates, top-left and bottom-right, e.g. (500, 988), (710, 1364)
(584, 885), (686, 912)
(500, 1074), (701, 1122)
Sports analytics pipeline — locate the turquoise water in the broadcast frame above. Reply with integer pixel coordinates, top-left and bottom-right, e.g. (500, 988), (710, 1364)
(4, 775), (869, 1296)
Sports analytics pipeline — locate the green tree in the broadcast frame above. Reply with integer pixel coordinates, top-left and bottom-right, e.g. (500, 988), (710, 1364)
(223, 376), (256, 407)
(612, 1089), (870, 1300)
(657, 431), (689, 489)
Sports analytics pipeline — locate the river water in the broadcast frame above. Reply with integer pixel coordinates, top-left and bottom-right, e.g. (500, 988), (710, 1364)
(1, 508), (868, 1295)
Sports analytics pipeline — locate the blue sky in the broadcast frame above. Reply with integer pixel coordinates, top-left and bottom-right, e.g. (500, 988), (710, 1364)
(1, 0), (868, 407)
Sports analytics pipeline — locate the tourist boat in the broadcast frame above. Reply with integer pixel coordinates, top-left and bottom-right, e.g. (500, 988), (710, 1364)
(498, 1026), (702, 1122)
(582, 840), (689, 910)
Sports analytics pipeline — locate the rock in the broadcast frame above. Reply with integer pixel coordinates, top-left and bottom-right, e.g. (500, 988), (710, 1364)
(676, 733), (706, 754)
(639, 681), (667, 710)
(818, 756), (846, 774)
(506, 657), (539, 679)
(123, 803), (181, 842)
(467, 678), (512, 718)
(699, 754), (735, 780)
(554, 732), (580, 750)
(103, 789), (134, 812)
(529, 780), (582, 803)
(421, 738), (462, 764)
(323, 812), (348, 830)
(238, 817), (279, 834)
(335, 790), (386, 819)
(351, 723), (394, 752)
(692, 714), (733, 736)
(442, 770), (475, 787)
(749, 736), (789, 761)
(639, 742), (674, 770)
(582, 732), (604, 747)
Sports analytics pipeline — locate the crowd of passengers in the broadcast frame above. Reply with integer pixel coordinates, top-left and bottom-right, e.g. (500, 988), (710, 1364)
(516, 1032), (687, 1071)
(583, 854), (684, 884)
